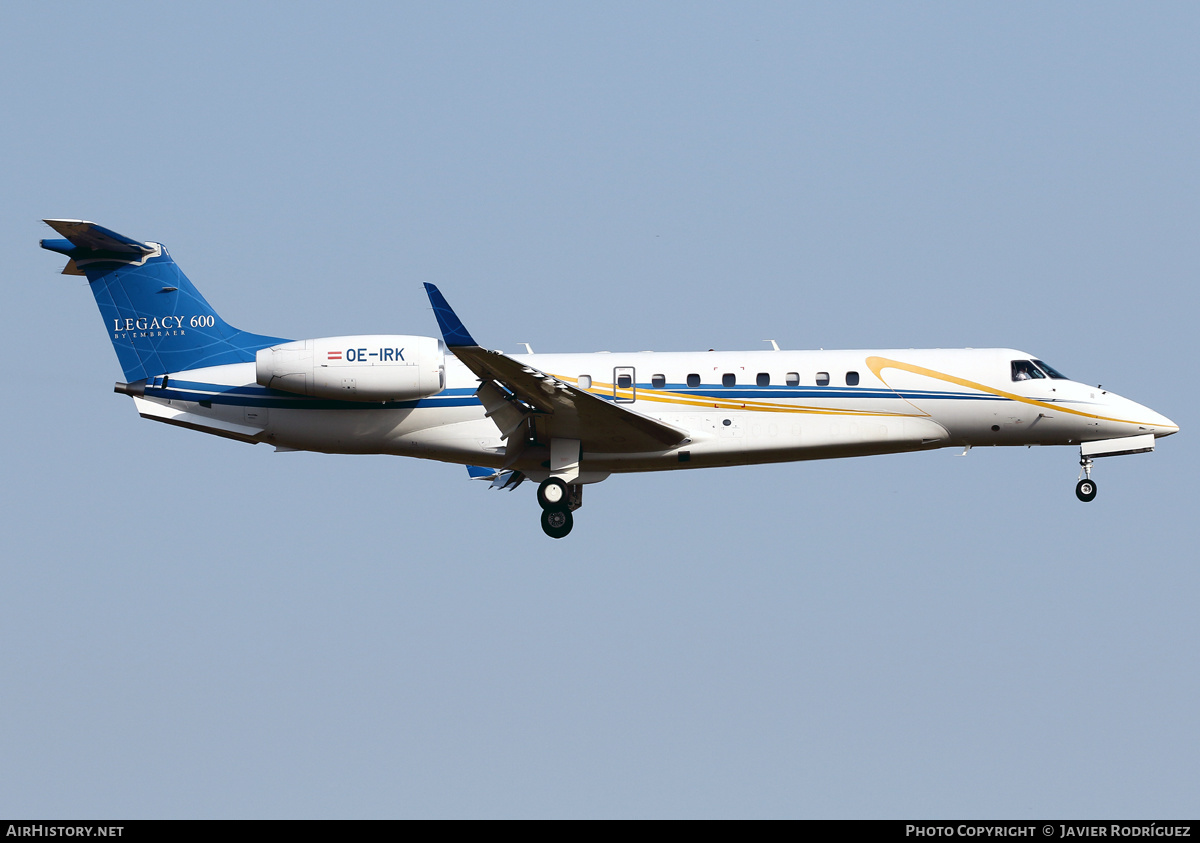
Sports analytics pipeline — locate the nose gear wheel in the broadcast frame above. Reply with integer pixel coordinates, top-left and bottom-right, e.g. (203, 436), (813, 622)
(1075, 455), (1097, 502)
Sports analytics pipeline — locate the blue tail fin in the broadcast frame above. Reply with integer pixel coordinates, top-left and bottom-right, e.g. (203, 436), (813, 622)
(42, 220), (287, 381)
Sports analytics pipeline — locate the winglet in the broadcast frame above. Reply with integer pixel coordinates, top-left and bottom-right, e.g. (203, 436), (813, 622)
(423, 283), (478, 347)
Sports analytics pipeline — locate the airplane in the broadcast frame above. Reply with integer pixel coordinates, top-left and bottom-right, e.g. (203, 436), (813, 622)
(41, 219), (1179, 538)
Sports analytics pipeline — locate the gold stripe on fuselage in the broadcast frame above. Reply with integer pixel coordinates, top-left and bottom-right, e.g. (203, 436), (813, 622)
(865, 356), (1151, 426)
(554, 376), (921, 419)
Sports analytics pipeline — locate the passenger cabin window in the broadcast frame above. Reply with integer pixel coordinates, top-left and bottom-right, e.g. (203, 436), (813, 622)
(816, 372), (830, 386)
(687, 374), (700, 388)
(1011, 360), (1045, 382)
(756, 373), (770, 387)
(1033, 359), (1069, 380)
(617, 374), (633, 388)
(578, 375), (591, 390)
(652, 374), (666, 389)
(786, 372), (799, 386)
(846, 371), (859, 386)
(722, 373), (736, 387)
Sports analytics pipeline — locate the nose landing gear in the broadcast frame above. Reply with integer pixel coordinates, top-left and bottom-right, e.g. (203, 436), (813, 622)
(537, 478), (583, 538)
(1076, 456), (1098, 502)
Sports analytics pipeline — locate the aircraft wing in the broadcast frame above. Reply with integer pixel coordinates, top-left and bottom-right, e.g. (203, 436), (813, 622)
(424, 284), (688, 453)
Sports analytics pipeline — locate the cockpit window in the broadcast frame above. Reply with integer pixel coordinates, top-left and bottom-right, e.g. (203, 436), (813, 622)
(1011, 360), (1045, 381)
(1032, 359), (1068, 380)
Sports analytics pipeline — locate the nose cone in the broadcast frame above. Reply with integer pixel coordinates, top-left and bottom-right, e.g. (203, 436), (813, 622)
(1123, 397), (1178, 438)
(1148, 409), (1179, 438)
(1090, 389), (1178, 439)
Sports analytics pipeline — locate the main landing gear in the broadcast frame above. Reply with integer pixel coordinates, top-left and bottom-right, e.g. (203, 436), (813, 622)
(537, 477), (583, 538)
(1076, 455), (1098, 502)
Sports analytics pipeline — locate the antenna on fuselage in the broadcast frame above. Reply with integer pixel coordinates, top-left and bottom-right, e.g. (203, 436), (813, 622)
(763, 340), (780, 351)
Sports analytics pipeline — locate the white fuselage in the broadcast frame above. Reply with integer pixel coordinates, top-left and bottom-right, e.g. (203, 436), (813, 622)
(130, 345), (1178, 482)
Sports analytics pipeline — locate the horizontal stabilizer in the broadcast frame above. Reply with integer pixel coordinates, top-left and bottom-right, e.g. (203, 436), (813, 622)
(41, 219), (153, 256)
(132, 397), (266, 444)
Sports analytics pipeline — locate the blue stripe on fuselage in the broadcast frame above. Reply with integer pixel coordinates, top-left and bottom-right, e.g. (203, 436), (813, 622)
(147, 382), (481, 410)
(145, 379), (1013, 410)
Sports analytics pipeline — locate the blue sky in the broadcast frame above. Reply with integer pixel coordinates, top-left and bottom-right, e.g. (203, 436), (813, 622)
(1, 2), (1196, 818)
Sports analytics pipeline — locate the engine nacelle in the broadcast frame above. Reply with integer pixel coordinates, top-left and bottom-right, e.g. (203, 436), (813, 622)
(256, 335), (445, 402)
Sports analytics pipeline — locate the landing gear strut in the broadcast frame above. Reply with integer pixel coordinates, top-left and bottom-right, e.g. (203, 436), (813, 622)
(1076, 456), (1098, 502)
(536, 478), (583, 538)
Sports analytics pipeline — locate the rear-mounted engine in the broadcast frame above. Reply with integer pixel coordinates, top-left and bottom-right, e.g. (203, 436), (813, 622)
(256, 335), (445, 402)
